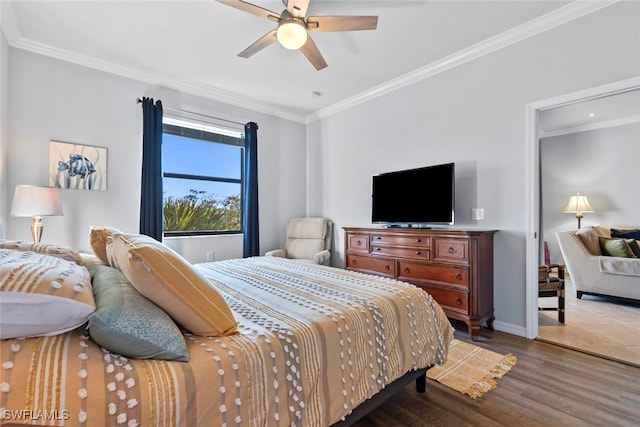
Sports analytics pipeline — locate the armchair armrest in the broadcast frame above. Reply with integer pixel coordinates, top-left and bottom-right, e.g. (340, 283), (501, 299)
(313, 250), (331, 265)
(265, 249), (287, 258)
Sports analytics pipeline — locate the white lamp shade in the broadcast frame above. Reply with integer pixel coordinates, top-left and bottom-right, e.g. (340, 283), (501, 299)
(10, 185), (63, 217)
(277, 20), (308, 50)
(563, 193), (594, 213)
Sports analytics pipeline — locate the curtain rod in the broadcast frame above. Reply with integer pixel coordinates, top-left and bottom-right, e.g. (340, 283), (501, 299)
(136, 98), (245, 127)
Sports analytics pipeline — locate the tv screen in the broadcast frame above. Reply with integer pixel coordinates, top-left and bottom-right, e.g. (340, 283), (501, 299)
(372, 163), (455, 226)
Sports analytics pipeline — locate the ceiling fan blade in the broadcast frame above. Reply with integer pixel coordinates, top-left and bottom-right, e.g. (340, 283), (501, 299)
(307, 16), (378, 32)
(283, 0), (310, 18)
(299, 36), (327, 71)
(217, 0), (280, 22)
(238, 29), (278, 58)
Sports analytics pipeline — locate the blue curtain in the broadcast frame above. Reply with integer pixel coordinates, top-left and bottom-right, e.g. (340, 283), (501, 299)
(140, 97), (163, 241)
(243, 122), (260, 257)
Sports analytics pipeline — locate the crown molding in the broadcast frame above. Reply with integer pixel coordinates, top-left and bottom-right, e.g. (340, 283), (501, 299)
(305, 0), (620, 123)
(11, 36), (309, 123)
(2, 0), (619, 125)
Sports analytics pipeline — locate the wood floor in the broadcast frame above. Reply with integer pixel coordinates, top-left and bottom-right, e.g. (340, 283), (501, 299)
(350, 320), (640, 427)
(538, 278), (640, 367)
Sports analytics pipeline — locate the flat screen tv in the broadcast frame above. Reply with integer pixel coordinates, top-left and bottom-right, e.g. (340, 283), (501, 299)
(372, 162), (455, 226)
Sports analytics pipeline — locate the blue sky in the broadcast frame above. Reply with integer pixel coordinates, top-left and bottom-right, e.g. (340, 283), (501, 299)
(162, 134), (242, 201)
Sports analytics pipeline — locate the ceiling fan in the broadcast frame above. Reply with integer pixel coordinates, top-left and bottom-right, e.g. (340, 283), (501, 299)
(216, 0), (378, 70)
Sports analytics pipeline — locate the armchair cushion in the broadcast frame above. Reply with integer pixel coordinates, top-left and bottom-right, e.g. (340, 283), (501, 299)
(287, 217), (329, 239)
(287, 238), (325, 260)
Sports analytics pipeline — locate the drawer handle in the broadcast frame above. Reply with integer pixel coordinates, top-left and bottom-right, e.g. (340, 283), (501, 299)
(375, 236), (382, 240)
(404, 267), (410, 273)
(352, 259), (357, 265)
(455, 297), (462, 305)
(416, 251), (422, 255)
(375, 247), (381, 251)
(356, 240), (362, 246)
(416, 238), (421, 243)
(385, 264), (391, 271)
(448, 247), (455, 254)
(455, 273), (462, 280)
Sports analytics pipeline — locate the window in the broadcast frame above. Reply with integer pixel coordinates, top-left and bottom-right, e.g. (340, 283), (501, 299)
(162, 118), (245, 236)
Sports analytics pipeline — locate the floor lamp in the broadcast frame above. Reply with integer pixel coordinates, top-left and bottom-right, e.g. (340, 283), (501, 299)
(10, 185), (64, 243)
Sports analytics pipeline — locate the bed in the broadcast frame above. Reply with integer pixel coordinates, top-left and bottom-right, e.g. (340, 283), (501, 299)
(0, 231), (453, 426)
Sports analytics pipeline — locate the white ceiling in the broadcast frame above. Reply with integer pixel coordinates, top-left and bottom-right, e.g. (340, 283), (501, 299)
(2, 0), (635, 127)
(538, 88), (640, 137)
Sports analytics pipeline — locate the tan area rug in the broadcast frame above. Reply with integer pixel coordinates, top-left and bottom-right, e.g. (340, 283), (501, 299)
(427, 339), (517, 399)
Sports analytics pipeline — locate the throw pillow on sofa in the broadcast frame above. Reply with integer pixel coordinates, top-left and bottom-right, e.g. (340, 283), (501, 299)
(625, 239), (640, 258)
(598, 237), (638, 258)
(575, 227), (603, 255)
(611, 228), (640, 240)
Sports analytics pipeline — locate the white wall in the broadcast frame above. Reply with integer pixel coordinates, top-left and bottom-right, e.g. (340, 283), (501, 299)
(541, 122), (640, 263)
(307, 2), (640, 332)
(0, 29), (8, 238)
(5, 49), (307, 261)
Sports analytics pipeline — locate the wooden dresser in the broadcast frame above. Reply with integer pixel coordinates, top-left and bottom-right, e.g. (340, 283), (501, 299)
(344, 227), (497, 340)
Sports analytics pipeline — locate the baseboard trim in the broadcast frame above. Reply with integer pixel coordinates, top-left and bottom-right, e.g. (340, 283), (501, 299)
(493, 320), (526, 337)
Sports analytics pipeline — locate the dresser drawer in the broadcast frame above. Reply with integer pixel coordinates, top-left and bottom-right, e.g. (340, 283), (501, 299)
(346, 254), (395, 277)
(347, 234), (369, 253)
(370, 245), (428, 260)
(420, 286), (469, 313)
(397, 261), (468, 288)
(432, 238), (468, 263)
(370, 234), (429, 247)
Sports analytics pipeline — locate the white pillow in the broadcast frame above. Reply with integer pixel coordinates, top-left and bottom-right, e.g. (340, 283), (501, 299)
(0, 249), (95, 339)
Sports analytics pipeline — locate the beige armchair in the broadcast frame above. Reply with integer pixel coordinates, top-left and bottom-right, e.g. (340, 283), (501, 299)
(265, 217), (333, 265)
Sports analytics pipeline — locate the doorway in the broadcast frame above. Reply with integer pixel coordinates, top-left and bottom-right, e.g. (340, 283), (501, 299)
(525, 76), (640, 346)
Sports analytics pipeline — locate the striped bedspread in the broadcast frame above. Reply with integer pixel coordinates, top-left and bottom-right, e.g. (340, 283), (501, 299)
(1, 257), (453, 426)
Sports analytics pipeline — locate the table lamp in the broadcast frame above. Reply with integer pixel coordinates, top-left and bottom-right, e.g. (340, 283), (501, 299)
(563, 193), (593, 229)
(10, 185), (64, 243)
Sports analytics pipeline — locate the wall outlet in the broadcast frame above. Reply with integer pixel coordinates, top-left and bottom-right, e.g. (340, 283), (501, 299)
(206, 251), (215, 262)
(472, 208), (485, 221)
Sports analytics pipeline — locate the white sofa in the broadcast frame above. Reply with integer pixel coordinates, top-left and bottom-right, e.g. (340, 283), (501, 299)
(556, 226), (640, 301)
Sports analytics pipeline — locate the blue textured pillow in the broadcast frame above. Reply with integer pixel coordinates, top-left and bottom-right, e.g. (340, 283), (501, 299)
(88, 264), (189, 361)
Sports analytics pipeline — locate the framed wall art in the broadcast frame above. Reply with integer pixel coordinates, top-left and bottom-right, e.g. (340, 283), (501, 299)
(49, 140), (107, 191)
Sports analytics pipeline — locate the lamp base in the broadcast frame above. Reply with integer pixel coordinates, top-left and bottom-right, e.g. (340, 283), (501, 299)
(31, 216), (43, 243)
(576, 213), (584, 230)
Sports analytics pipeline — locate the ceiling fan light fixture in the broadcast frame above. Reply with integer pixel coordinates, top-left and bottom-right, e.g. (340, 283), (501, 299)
(277, 19), (307, 50)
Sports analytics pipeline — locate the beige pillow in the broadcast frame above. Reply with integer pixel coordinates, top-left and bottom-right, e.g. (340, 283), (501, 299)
(89, 226), (123, 264)
(0, 249), (95, 339)
(0, 239), (83, 265)
(107, 233), (237, 336)
(575, 227), (602, 255)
